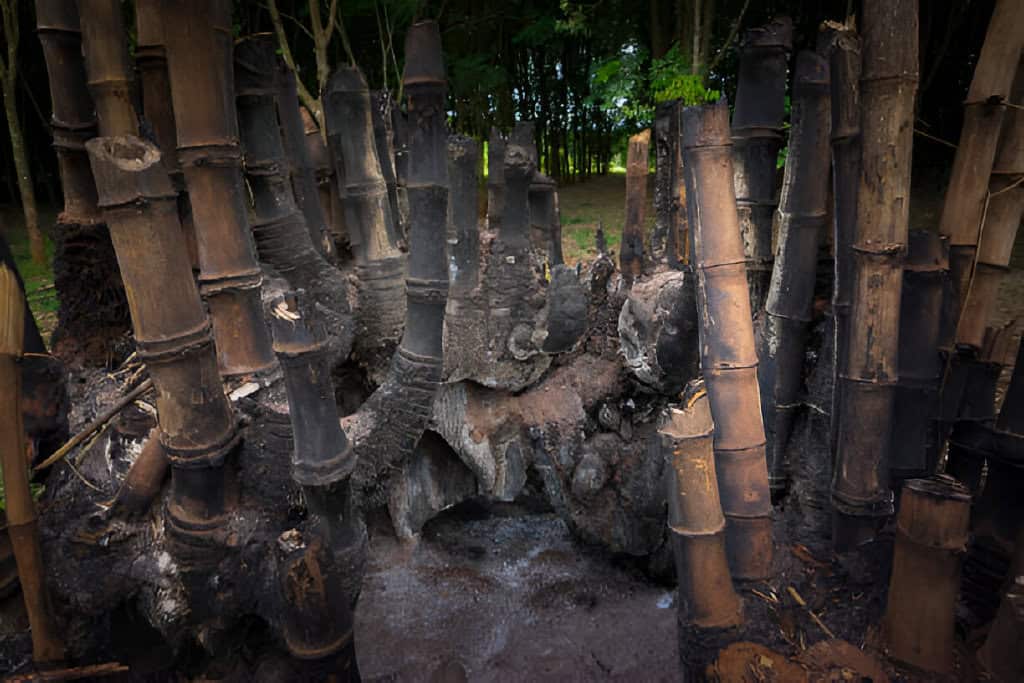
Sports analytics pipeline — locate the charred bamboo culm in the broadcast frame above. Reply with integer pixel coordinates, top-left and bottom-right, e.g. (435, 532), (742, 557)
(757, 51), (831, 494)
(486, 127), (506, 232)
(302, 108), (348, 255)
(682, 98), (773, 581)
(731, 17), (793, 315)
(621, 129), (650, 283)
(831, 0), (918, 550)
(528, 172), (562, 266)
(447, 134), (481, 293)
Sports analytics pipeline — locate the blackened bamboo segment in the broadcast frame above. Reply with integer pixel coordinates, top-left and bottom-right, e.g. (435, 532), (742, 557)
(660, 382), (743, 631)
(161, 0), (276, 377)
(85, 136), (238, 551)
(890, 231), (948, 479)
(529, 172), (561, 265)
(35, 0), (100, 223)
(978, 527), (1024, 681)
(831, 0), (918, 548)
(682, 99), (772, 581)
(652, 100), (678, 264)
(884, 475), (970, 675)
(487, 127), (506, 232)
(112, 429), (169, 517)
(277, 64), (335, 259)
(938, 0), (1024, 325)
(372, 90), (403, 244)
(758, 51), (830, 493)
(303, 108), (347, 253)
(621, 129), (650, 281)
(957, 61), (1024, 352)
(77, 0), (138, 137)
(234, 35), (353, 360)
(731, 17), (793, 315)
(448, 134), (481, 293)
(271, 293), (354, 486)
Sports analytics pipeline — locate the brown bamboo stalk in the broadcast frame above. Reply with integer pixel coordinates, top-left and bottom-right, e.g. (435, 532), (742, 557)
(938, 0), (1024, 325)
(76, 0), (137, 137)
(372, 90), (403, 244)
(823, 21), (861, 458)
(956, 60), (1024, 351)
(110, 428), (169, 517)
(620, 129), (650, 282)
(85, 136), (239, 566)
(160, 0), (277, 377)
(486, 127), (505, 232)
(661, 380), (743, 679)
(682, 99), (772, 581)
(34, 0), (99, 224)
(0, 265), (65, 664)
(302, 107), (347, 254)
(757, 51), (831, 494)
(831, 0), (918, 551)
(883, 475), (970, 675)
(731, 17), (793, 316)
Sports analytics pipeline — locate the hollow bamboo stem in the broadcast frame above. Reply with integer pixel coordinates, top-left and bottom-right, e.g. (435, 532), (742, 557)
(160, 0), (277, 378)
(620, 129), (650, 282)
(76, 0), (137, 137)
(956, 60), (1024, 351)
(731, 17), (793, 316)
(831, 0), (918, 550)
(758, 51), (831, 494)
(883, 475), (970, 675)
(682, 99), (772, 581)
(0, 266), (65, 665)
(938, 0), (1024, 326)
(86, 136), (239, 565)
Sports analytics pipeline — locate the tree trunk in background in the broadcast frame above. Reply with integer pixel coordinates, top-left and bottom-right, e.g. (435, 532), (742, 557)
(682, 99), (772, 581)
(757, 51), (831, 495)
(0, 0), (44, 265)
(831, 0), (918, 551)
(938, 0), (1024, 328)
(620, 129), (650, 284)
(731, 17), (793, 317)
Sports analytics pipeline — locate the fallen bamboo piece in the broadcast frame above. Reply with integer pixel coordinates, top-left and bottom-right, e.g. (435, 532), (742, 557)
(883, 475), (970, 675)
(620, 129), (650, 283)
(109, 427), (169, 517)
(682, 98), (773, 580)
(831, 0), (918, 550)
(938, 0), (1024, 326)
(0, 265), (64, 665)
(4, 661), (129, 681)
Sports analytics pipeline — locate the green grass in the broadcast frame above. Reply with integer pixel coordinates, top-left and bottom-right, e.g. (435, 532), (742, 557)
(2, 205), (60, 342)
(557, 173), (653, 264)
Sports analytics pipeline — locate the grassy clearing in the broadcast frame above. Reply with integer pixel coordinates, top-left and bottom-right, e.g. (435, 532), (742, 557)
(556, 172), (654, 265)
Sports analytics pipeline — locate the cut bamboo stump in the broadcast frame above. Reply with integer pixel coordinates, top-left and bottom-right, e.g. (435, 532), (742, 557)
(831, 0), (918, 550)
(620, 129), (650, 283)
(682, 99), (773, 581)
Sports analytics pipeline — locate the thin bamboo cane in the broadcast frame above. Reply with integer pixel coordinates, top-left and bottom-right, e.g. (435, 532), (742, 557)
(76, 0), (137, 137)
(620, 129), (650, 283)
(0, 265), (64, 664)
(831, 0), (918, 551)
(731, 17), (793, 316)
(757, 51), (831, 494)
(956, 60), (1024, 351)
(85, 136), (239, 566)
(682, 99), (772, 580)
(938, 0), (1024, 325)
(160, 0), (277, 378)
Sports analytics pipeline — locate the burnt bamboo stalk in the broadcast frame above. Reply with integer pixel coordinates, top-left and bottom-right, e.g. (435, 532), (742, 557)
(110, 428), (169, 518)
(978, 525), (1024, 680)
(372, 90), (403, 245)
(35, 0), (99, 223)
(956, 61), (1024, 351)
(76, 0), (137, 137)
(620, 129), (650, 282)
(302, 108), (347, 254)
(233, 35), (353, 360)
(392, 106), (411, 241)
(757, 51), (831, 494)
(528, 172), (561, 265)
(883, 475), (970, 675)
(486, 127), (506, 232)
(825, 21), (861, 456)
(938, 0), (1024, 326)
(447, 134), (480, 294)
(161, 0), (276, 377)
(270, 292), (363, 674)
(889, 231), (947, 480)
(831, 0), (918, 551)
(86, 136), (240, 565)
(276, 64), (335, 260)
(661, 380), (743, 679)
(682, 99), (773, 581)
(324, 65), (407, 368)
(731, 17), (794, 316)
(0, 266), (64, 665)
(652, 100), (677, 263)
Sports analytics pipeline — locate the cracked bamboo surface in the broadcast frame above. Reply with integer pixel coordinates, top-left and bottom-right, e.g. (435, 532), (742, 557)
(682, 98), (772, 581)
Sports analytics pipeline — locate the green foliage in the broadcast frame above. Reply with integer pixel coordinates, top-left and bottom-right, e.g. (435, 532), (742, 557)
(586, 43), (652, 128)
(649, 44), (720, 105)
